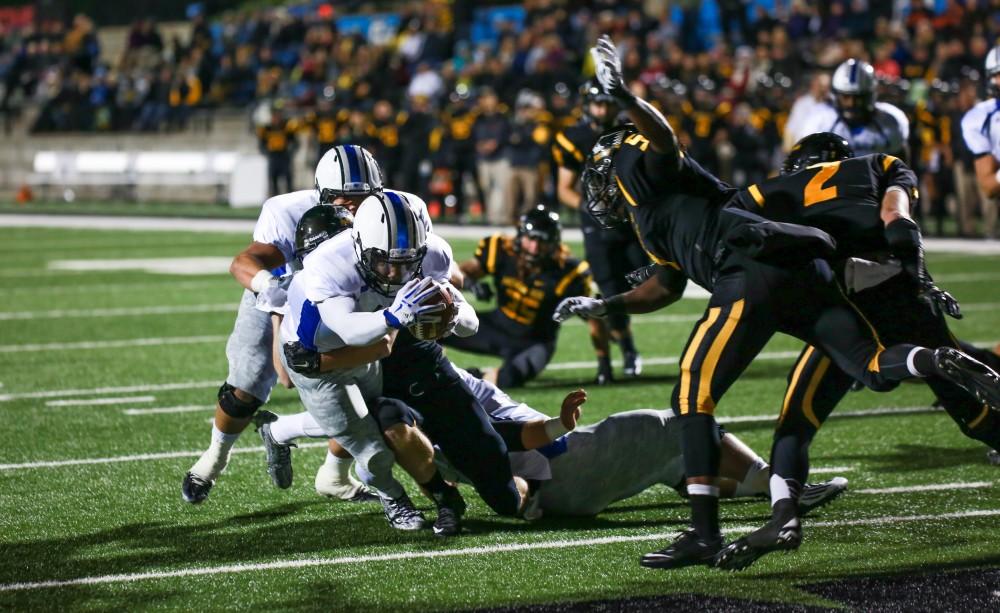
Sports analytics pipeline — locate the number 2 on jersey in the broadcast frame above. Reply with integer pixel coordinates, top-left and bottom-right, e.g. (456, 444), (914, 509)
(803, 161), (841, 207)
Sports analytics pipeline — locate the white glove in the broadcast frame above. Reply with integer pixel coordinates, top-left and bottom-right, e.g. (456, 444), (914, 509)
(383, 277), (446, 330)
(553, 296), (608, 322)
(254, 286), (288, 314)
(250, 269), (279, 293)
(590, 35), (633, 104)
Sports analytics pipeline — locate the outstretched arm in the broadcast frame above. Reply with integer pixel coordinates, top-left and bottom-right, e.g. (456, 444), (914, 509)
(554, 265), (687, 322)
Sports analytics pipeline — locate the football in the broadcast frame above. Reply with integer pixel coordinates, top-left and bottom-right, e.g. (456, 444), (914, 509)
(409, 282), (458, 340)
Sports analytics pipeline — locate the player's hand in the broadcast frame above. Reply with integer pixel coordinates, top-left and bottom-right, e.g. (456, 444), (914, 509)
(254, 286), (288, 314)
(590, 35), (633, 104)
(283, 341), (321, 376)
(560, 389), (587, 431)
(923, 284), (963, 320)
(553, 296), (608, 322)
(383, 277), (446, 329)
(470, 279), (494, 302)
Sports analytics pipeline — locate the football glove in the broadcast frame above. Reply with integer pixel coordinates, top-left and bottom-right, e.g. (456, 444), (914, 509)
(254, 286), (288, 314)
(283, 341), (321, 376)
(923, 283), (963, 320)
(553, 296), (608, 322)
(590, 35), (635, 105)
(469, 279), (494, 302)
(626, 264), (657, 288)
(383, 277), (446, 330)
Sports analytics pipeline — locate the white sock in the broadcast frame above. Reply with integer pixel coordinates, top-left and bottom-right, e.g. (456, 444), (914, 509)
(906, 346), (929, 377)
(324, 451), (354, 481)
(269, 411), (327, 444)
(687, 483), (720, 497)
(769, 473), (792, 507)
(190, 424), (239, 479)
(733, 459), (769, 498)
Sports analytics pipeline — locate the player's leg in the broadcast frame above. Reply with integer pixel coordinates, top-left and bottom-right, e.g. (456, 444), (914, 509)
(608, 233), (649, 376)
(183, 291), (276, 503)
(643, 273), (778, 570)
(496, 340), (556, 388)
(582, 229), (619, 380)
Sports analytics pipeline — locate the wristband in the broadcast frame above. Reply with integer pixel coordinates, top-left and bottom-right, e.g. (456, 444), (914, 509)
(383, 308), (403, 330)
(251, 269), (278, 293)
(543, 417), (569, 440)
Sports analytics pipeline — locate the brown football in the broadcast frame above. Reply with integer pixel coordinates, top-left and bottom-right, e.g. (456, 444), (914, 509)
(409, 282), (458, 340)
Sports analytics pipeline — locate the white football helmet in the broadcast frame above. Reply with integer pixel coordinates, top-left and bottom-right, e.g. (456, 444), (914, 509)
(314, 145), (383, 203)
(353, 192), (428, 295)
(986, 46), (1000, 96)
(831, 59), (876, 126)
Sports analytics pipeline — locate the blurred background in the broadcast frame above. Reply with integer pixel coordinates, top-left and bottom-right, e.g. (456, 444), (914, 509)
(0, 0), (997, 238)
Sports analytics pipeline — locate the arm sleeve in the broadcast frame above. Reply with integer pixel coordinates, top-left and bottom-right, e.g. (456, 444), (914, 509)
(316, 295), (392, 347)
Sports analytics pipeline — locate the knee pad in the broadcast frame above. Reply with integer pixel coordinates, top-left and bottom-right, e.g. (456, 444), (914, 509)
(217, 383), (263, 419)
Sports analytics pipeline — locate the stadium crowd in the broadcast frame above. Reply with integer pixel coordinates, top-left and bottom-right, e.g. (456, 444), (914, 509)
(2, 0), (1000, 235)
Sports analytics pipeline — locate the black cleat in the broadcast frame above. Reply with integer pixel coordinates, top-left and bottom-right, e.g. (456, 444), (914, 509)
(255, 413), (295, 489)
(182, 472), (213, 504)
(623, 351), (643, 377)
(798, 477), (848, 516)
(714, 515), (802, 571)
(933, 347), (1000, 409)
(342, 487), (381, 503)
(640, 528), (723, 570)
(432, 487), (467, 537)
(380, 493), (428, 531)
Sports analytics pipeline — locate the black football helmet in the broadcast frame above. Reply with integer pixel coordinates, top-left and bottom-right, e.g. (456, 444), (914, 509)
(582, 80), (616, 130)
(582, 127), (630, 228)
(781, 132), (855, 175)
(295, 204), (354, 260)
(516, 205), (562, 265)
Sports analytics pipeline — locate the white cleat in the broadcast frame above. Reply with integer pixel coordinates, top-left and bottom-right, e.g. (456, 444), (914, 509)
(314, 461), (378, 502)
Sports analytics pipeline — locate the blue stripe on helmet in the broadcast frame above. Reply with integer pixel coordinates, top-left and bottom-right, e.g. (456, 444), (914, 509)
(849, 60), (858, 84)
(385, 191), (410, 250)
(343, 145), (361, 184)
(296, 300), (322, 352)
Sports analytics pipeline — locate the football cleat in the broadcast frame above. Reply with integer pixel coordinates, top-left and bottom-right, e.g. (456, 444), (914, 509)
(623, 351), (643, 377)
(798, 477), (848, 516)
(314, 460), (379, 502)
(988, 449), (1000, 466)
(640, 527), (723, 570)
(181, 472), (214, 504)
(380, 493), (429, 531)
(714, 515), (802, 571)
(254, 411), (295, 489)
(431, 487), (467, 537)
(932, 347), (1000, 409)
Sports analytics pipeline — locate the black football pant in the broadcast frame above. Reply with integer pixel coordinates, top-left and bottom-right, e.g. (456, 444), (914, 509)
(442, 310), (555, 388)
(381, 335), (521, 516)
(583, 227), (649, 334)
(772, 274), (1000, 488)
(670, 256), (923, 491)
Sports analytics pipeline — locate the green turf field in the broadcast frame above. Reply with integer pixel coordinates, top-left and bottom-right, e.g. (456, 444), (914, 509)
(0, 226), (998, 611)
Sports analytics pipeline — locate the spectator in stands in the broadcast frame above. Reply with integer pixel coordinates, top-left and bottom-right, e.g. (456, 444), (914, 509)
(505, 89), (548, 220)
(473, 87), (511, 225)
(952, 79), (983, 238)
(257, 103), (298, 196)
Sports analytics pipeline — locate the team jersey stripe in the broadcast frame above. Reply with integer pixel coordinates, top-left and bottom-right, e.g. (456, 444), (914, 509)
(555, 261), (590, 296)
(615, 176), (639, 207)
(748, 184), (765, 207)
(801, 354), (831, 429)
(696, 299), (744, 414)
(487, 235), (500, 273)
(678, 307), (721, 415)
(343, 145), (362, 184)
(296, 300), (322, 352)
(555, 132), (583, 162)
(780, 346), (815, 425)
(385, 191), (410, 249)
(881, 154), (899, 172)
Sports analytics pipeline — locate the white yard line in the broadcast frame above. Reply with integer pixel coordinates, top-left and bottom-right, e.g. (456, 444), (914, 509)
(805, 466), (854, 474)
(2, 509), (998, 592)
(855, 481), (993, 495)
(0, 381), (219, 403)
(0, 335), (228, 353)
(0, 441), (329, 471)
(122, 405), (214, 416)
(46, 396), (155, 407)
(0, 304), (237, 320)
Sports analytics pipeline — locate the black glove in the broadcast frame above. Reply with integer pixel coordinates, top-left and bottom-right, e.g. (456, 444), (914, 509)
(884, 217), (927, 287)
(595, 356), (613, 386)
(470, 279), (494, 302)
(283, 341), (321, 376)
(625, 264), (657, 288)
(923, 283), (963, 320)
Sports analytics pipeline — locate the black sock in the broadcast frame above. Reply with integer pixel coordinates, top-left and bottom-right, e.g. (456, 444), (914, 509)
(421, 470), (450, 496)
(690, 494), (720, 539)
(911, 347), (936, 376)
(619, 334), (637, 355)
(772, 497), (798, 522)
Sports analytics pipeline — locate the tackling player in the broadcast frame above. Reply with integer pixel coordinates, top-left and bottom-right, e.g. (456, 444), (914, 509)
(553, 35), (1000, 571)
(445, 206), (597, 387)
(960, 45), (1000, 239)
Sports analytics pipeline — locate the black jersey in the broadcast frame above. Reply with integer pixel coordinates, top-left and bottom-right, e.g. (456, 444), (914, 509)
(552, 121), (605, 232)
(613, 135), (740, 290)
(731, 154), (919, 257)
(475, 234), (592, 341)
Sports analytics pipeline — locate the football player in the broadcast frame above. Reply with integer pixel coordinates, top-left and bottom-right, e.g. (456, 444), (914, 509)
(281, 192), (524, 533)
(445, 206), (595, 387)
(552, 81), (648, 381)
(960, 45), (1000, 239)
(553, 35), (1000, 571)
(788, 58), (909, 159)
(713, 133), (1000, 569)
(181, 144), (385, 504)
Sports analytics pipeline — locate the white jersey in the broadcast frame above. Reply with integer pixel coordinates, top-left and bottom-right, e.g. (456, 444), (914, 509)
(961, 98), (1000, 161)
(792, 100), (909, 157)
(253, 189), (320, 266)
(280, 230), (457, 352)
